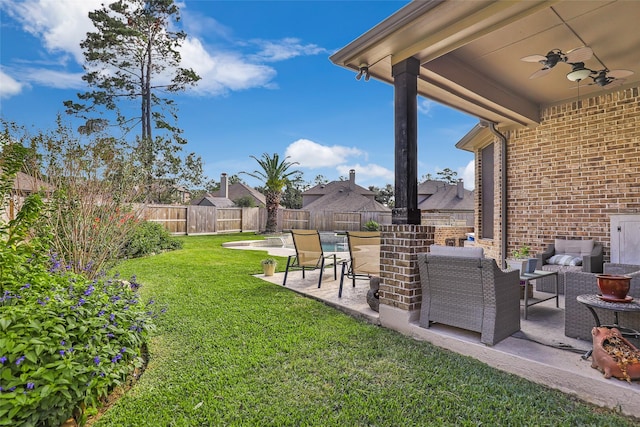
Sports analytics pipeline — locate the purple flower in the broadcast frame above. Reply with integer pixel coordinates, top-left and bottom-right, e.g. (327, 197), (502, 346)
(26, 382), (34, 390)
(94, 356), (100, 365)
(120, 347), (126, 353)
(111, 354), (122, 363)
(84, 285), (95, 296)
(37, 299), (46, 306)
(110, 313), (115, 321)
(98, 310), (105, 317)
(59, 350), (65, 356)
(15, 356), (25, 365)
(61, 340), (65, 346)
(20, 283), (31, 290)
(0, 356), (7, 364)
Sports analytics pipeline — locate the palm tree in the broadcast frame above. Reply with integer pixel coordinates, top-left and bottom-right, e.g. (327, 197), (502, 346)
(242, 153), (300, 233)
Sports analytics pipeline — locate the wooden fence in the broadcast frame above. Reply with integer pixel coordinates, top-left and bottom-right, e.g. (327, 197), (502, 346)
(139, 204), (392, 235)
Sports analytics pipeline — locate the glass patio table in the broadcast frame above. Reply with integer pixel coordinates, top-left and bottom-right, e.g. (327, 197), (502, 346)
(519, 270), (559, 320)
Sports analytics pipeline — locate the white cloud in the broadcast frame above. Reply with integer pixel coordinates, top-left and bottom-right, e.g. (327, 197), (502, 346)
(336, 164), (394, 183)
(20, 68), (85, 90)
(0, 70), (23, 98)
(2, 0), (106, 63)
(461, 160), (475, 190)
(180, 38), (277, 96)
(3, 1), (328, 98)
(250, 38), (327, 62)
(418, 98), (435, 115)
(285, 139), (364, 168)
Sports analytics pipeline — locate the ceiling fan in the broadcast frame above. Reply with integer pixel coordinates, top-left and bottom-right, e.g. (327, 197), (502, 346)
(521, 47), (593, 79)
(587, 69), (634, 87)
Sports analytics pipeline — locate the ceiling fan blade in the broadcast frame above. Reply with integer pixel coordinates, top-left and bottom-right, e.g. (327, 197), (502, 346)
(606, 79), (626, 87)
(521, 54), (547, 63)
(529, 68), (552, 79)
(565, 46), (593, 63)
(607, 69), (634, 79)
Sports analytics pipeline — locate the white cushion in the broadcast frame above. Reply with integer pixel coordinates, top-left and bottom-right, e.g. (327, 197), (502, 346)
(548, 254), (582, 266)
(554, 239), (594, 256)
(429, 244), (484, 258)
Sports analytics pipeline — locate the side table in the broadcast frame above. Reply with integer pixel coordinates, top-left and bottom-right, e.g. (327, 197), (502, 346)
(520, 270), (559, 319)
(576, 294), (640, 359)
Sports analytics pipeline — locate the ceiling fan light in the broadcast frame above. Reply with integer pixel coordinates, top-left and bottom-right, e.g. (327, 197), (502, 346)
(566, 68), (592, 82)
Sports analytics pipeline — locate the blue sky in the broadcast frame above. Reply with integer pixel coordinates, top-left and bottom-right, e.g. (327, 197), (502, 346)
(0, 0), (477, 190)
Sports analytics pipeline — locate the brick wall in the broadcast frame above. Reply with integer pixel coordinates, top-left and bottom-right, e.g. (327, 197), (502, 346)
(379, 225), (434, 311)
(434, 226), (474, 246)
(477, 86), (640, 261)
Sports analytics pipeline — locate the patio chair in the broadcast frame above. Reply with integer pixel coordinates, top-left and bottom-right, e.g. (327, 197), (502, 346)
(338, 231), (381, 297)
(564, 263), (640, 344)
(282, 230), (337, 288)
(536, 238), (603, 294)
(417, 247), (520, 346)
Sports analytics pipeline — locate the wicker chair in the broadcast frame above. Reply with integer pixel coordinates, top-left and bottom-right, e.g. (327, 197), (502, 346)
(417, 250), (521, 346)
(536, 238), (603, 294)
(338, 231), (380, 297)
(564, 263), (640, 344)
(282, 230), (337, 288)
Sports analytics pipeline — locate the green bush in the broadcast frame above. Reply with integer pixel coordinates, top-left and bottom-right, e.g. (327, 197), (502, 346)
(120, 221), (183, 259)
(0, 143), (162, 426)
(363, 220), (380, 231)
(0, 269), (157, 426)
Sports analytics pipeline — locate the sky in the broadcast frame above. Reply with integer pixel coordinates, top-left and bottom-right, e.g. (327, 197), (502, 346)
(0, 0), (477, 190)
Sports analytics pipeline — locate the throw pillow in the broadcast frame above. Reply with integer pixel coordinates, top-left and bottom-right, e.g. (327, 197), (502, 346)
(548, 254), (582, 266)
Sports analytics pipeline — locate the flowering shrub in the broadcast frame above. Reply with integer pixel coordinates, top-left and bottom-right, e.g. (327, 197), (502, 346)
(0, 270), (159, 426)
(0, 143), (162, 425)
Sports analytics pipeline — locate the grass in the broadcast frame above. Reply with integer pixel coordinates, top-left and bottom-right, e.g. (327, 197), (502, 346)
(93, 234), (636, 426)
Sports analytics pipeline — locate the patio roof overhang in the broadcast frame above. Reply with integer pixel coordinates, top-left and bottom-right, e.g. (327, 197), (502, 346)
(330, 0), (640, 129)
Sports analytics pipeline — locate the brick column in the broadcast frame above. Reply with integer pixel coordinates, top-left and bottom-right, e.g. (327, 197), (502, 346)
(379, 224), (434, 330)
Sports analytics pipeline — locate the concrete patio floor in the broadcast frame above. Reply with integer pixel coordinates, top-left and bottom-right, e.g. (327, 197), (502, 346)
(229, 243), (640, 419)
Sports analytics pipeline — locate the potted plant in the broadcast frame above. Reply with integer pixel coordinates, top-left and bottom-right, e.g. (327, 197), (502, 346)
(506, 245), (537, 274)
(261, 258), (277, 276)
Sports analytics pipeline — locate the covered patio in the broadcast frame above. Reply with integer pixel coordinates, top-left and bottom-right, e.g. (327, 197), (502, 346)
(322, 0), (640, 417)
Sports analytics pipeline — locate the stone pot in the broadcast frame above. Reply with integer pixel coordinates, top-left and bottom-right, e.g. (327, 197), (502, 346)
(262, 263), (276, 277)
(367, 276), (380, 312)
(596, 274), (631, 300)
(591, 327), (640, 381)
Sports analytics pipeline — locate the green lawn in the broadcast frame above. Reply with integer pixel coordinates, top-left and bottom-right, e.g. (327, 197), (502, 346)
(94, 234), (636, 426)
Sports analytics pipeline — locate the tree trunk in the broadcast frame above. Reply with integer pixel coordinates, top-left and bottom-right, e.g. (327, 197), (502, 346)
(265, 191), (280, 233)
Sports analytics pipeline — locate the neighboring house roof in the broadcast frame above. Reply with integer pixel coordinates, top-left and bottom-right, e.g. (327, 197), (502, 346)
(223, 182), (266, 206)
(191, 195), (235, 208)
(11, 171), (53, 193)
(302, 170), (390, 212)
(304, 188), (390, 213)
(418, 180), (473, 212)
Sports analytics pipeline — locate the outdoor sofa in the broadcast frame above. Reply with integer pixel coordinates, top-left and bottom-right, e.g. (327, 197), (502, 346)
(564, 263), (640, 345)
(417, 245), (521, 346)
(536, 238), (603, 294)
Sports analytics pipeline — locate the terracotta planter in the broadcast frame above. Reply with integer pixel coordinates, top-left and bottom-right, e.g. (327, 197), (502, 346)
(591, 327), (640, 381)
(596, 274), (631, 301)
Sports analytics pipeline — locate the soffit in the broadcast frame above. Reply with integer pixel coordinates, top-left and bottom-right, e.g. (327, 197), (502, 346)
(330, 0), (640, 128)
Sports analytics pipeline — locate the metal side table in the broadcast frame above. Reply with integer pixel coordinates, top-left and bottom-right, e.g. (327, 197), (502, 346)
(576, 294), (640, 359)
(520, 270), (559, 319)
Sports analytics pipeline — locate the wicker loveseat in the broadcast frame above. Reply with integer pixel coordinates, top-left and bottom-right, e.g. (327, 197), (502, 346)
(564, 263), (640, 345)
(536, 238), (603, 294)
(417, 245), (521, 346)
